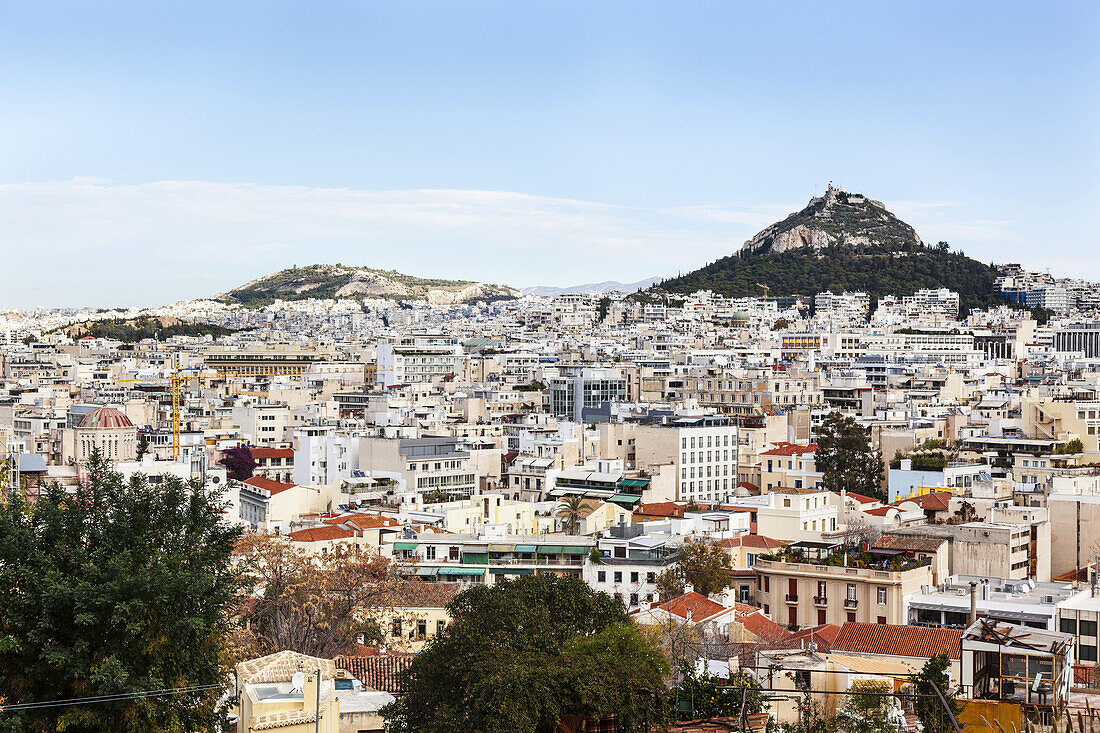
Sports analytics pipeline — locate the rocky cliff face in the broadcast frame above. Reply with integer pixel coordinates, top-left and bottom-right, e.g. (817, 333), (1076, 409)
(740, 184), (922, 255)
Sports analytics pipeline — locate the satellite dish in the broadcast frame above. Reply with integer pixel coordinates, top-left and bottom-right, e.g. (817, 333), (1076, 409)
(291, 672), (305, 693)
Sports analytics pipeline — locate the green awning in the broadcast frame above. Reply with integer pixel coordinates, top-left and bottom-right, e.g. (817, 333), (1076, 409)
(618, 478), (649, 488)
(438, 566), (485, 576)
(463, 552), (489, 565)
(393, 541), (418, 550)
(609, 493), (641, 505)
(414, 567), (438, 577)
(537, 545), (564, 554)
(513, 544), (537, 553)
(491, 567), (534, 575)
(562, 546), (590, 555)
(488, 544), (515, 552)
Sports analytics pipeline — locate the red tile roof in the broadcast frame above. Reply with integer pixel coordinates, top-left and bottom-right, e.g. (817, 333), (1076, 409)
(251, 447), (294, 460)
(324, 513), (401, 530)
(760, 443), (818, 457)
(832, 622), (963, 660)
(740, 611), (793, 644)
(842, 492), (880, 505)
(863, 506), (898, 517)
(242, 475), (297, 496)
(286, 526), (358, 543)
(653, 592), (729, 622)
(789, 624), (841, 651)
(635, 502), (687, 518)
(714, 535), (789, 550)
(901, 492), (953, 511)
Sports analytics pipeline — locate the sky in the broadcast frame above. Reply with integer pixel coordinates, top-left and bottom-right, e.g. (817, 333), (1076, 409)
(1, 1), (1098, 308)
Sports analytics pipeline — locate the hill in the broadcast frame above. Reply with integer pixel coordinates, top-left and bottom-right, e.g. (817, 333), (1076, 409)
(653, 185), (1003, 315)
(224, 265), (520, 306)
(55, 316), (234, 342)
(522, 276), (663, 297)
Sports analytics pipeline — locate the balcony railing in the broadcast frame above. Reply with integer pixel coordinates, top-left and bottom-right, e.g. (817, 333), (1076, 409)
(844, 598), (858, 610)
(785, 594), (799, 604)
(813, 596), (828, 606)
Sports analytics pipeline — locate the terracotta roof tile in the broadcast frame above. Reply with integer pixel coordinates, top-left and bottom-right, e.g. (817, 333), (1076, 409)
(242, 475), (297, 496)
(714, 535), (790, 550)
(653, 591), (728, 622)
(832, 622), (962, 660)
(760, 443), (818, 457)
(251, 447), (294, 460)
(286, 526), (357, 543)
(740, 611), (793, 643)
(635, 502), (687, 518)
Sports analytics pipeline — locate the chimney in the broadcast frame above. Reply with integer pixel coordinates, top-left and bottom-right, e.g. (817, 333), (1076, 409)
(684, 582), (695, 595)
(969, 581), (978, 624)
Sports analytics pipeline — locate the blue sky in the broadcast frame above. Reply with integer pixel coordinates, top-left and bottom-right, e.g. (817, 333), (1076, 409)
(1, 1), (1098, 307)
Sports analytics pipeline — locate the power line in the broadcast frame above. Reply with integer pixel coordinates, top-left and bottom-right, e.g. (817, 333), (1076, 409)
(1, 683), (225, 712)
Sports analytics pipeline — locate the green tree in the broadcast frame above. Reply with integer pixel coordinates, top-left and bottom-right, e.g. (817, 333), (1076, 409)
(135, 433), (150, 459)
(655, 540), (732, 599)
(672, 663), (765, 720)
(914, 653), (963, 733)
(1056, 438), (1084, 455)
(778, 689), (833, 733)
(835, 679), (899, 733)
(381, 574), (669, 733)
(815, 411), (885, 500)
(557, 495), (586, 535)
(0, 451), (242, 732)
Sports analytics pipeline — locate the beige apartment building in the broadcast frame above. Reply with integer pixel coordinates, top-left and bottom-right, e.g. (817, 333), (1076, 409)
(755, 557), (933, 629)
(684, 368), (824, 417)
(1022, 397), (1100, 452)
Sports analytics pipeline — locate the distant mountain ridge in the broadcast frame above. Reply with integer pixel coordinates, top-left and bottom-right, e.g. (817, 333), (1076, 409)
(523, 277), (662, 297)
(223, 265), (520, 306)
(652, 185), (1003, 315)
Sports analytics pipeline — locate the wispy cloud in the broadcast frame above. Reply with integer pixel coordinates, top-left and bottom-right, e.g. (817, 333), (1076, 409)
(0, 179), (773, 306)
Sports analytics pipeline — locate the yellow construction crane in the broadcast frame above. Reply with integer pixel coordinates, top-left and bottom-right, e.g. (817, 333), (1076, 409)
(120, 364), (239, 459)
(756, 282), (770, 300)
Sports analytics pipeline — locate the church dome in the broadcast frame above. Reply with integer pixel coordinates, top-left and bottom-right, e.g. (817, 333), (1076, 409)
(78, 406), (134, 429)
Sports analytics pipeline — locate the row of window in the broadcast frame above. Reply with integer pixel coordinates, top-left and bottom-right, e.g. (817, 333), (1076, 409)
(682, 450), (735, 464)
(681, 434), (734, 449)
(596, 570), (657, 585)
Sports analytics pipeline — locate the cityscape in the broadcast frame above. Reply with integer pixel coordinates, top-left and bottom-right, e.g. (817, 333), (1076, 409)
(2, 3), (1099, 733)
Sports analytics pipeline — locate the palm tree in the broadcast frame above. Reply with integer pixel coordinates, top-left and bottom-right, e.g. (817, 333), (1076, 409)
(557, 496), (586, 535)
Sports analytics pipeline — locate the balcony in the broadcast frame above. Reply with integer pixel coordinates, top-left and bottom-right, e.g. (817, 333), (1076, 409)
(844, 598), (858, 610)
(785, 593), (799, 604)
(813, 596), (828, 606)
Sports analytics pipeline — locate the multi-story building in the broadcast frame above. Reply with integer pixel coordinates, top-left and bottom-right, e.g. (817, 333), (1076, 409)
(547, 367), (628, 422)
(391, 533), (593, 586)
(632, 417), (739, 504)
(376, 335), (461, 387)
(755, 553), (933, 629)
(758, 443), (822, 492)
(359, 435), (483, 501)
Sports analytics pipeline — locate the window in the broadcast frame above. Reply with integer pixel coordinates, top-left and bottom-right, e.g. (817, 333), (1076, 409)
(847, 584), (856, 601)
(877, 587), (887, 605)
(1082, 645), (1098, 662)
(436, 620), (446, 635)
(425, 545), (436, 560)
(647, 572), (656, 583)
(613, 571), (622, 583)
(630, 572), (639, 583)
(847, 612), (856, 623)
(763, 576), (769, 592)
(877, 616), (887, 625)
(818, 610), (826, 625)
(1061, 618), (1077, 635)
(392, 619), (402, 637)
(1082, 620), (1098, 637)
(788, 607), (797, 627)
(417, 620), (427, 638)
(630, 593), (639, 605)
(597, 571), (606, 583)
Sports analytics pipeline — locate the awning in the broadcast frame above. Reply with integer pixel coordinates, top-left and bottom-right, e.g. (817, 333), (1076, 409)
(537, 545), (564, 554)
(514, 544), (537, 553)
(393, 541), (418, 550)
(609, 493), (641, 505)
(414, 567), (438, 577)
(562, 546), (590, 555)
(438, 567), (485, 576)
(488, 544), (515, 552)
(491, 567), (534, 575)
(462, 552), (489, 565)
(618, 478), (649, 488)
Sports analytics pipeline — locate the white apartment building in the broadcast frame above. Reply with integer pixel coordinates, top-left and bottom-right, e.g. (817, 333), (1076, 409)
(293, 426), (361, 487)
(376, 335), (462, 387)
(633, 419), (740, 504)
(232, 401), (291, 446)
(728, 487), (839, 542)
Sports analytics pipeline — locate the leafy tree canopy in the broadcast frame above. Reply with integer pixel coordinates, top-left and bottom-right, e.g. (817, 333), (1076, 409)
(381, 574), (669, 733)
(815, 411), (886, 501)
(218, 445), (257, 481)
(0, 452), (242, 733)
(656, 540), (732, 599)
(914, 653), (964, 733)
